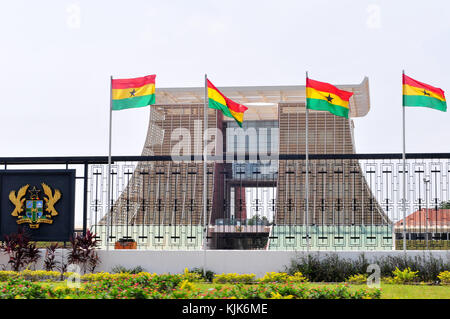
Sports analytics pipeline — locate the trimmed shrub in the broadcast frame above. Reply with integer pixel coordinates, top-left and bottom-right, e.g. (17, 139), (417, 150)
(259, 272), (308, 283)
(0, 270), (61, 282)
(259, 272), (290, 283)
(19, 270), (60, 282)
(189, 267), (216, 282)
(111, 265), (146, 274)
(80, 271), (153, 282)
(182, 268), (202, 282)
(346, 274), (368, 285)
(289, 272), (309, 283)
(213, 273), (255, 284)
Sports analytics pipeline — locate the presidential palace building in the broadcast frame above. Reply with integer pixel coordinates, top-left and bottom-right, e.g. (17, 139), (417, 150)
(97, 77), (393, 250)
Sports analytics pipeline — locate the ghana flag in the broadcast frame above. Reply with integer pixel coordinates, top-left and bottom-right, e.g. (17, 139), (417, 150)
(207, 79), (248, 127)
(402, 74), (446, 112)
(306, 77), (353, 119)
(112, 75), (156, 110)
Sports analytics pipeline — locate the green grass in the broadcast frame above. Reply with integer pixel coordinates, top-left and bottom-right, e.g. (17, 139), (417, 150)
(306, 282), (450, 299)
(378, 283), (450, 299)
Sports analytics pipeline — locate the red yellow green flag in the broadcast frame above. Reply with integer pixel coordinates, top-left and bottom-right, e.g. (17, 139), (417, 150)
(306, 77), (353, 119)
(112, 75), (156, 110)
(207, 79), (248, 127)
(402, 74), (446, 112)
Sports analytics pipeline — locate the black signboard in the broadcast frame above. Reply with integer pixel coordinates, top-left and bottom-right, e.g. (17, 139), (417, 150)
(0, 170), (75, 241)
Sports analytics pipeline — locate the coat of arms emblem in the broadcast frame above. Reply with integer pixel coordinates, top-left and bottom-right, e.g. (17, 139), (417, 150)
(8, 183), (61, 229)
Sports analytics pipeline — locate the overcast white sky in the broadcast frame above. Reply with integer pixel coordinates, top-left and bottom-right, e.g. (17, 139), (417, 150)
(1, 0), (449, 157)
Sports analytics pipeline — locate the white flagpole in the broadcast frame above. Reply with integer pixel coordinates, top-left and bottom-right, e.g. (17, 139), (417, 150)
(106, 75), (113, 251)
(203, 74), (208, 274)
(305, 71), (310, 252)
(402, 70), (407, 252)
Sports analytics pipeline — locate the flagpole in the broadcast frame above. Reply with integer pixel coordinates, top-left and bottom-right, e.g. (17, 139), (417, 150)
(106, 75), (113, 251)
(203, 74), (208, 275)
(305, 71), (310, 252)
(402, 69), (407, 253)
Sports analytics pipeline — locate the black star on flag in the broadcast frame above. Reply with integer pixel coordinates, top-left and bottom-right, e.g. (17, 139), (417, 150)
(129, 89), (136, 97)
(325, 94), (334, 103)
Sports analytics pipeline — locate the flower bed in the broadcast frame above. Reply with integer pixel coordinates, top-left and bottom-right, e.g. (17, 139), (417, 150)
(2, 269), (448, 299)
(0, 277), (381, 299)
(0, 270), (382, 299)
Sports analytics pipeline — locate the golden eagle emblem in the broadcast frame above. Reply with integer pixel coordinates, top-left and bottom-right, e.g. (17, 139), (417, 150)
(9, 184), (29, 216)
(41, 183), (61, 216)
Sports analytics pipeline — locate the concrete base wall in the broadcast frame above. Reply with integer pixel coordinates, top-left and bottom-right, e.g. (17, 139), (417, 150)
(0, 250), (448, 277)
(95, 250), (449, 276)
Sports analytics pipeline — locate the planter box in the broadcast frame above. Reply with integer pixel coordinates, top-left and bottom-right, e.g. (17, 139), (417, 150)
(114, 241), (137, 249)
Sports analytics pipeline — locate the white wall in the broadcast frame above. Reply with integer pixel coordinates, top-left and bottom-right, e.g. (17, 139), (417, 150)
(95, 250), (450, 276)
(1, 250), (448, 277)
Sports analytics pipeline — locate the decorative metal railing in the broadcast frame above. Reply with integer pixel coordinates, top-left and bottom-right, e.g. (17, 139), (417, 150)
(0, 153), (448, 250)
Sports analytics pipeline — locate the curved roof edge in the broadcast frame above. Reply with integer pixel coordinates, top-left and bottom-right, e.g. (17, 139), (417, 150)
(347, 77), (370, 118)
(155, 77), (371, 118)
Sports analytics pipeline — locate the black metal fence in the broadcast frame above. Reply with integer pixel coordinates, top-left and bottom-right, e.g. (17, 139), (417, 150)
(1, 153), (449, 250)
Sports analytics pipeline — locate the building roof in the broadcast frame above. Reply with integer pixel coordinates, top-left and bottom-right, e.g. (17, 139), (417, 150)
(395, 209), (450, 228)
(154, 77), (371, 120)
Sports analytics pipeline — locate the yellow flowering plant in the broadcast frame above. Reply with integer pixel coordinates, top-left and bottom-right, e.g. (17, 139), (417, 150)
(182, 268), (202, 282)
(213, 273), (255, 284)
(437, 271), (450, 284)
(259, 272), (308, 283)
